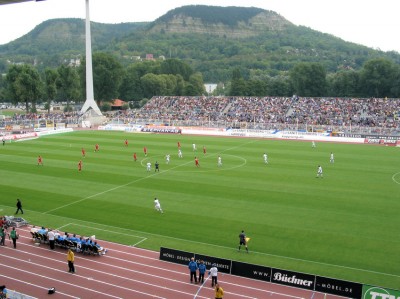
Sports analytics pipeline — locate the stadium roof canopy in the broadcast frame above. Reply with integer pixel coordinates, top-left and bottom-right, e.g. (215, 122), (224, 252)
(0, 0), (43, 5)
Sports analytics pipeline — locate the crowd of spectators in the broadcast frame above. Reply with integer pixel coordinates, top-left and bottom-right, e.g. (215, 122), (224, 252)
(138, 96), (232, 122)
(287, 97), (399, 128)
(1, 96), (399, 135)
(121, 96), (400, 134)
(5, 111), (81, 123)
(30, 225), (107, 256)
(0, 111), (82, 132)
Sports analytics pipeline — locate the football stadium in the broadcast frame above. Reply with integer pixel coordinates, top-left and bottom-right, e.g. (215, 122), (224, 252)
(1, 1), (400, 298)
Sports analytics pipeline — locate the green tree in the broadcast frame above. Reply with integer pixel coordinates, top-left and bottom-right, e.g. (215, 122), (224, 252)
(5, 64), (43, 112)
(229, 68), (246, 96)
(175, 74), (186, 96)
(141, 73), (166, 98)
(57, 64), (81, 110)
(290, 62), (327, 96)
(0, 60), (6, 74)
(268, 76), (292, 96)
(360, 58), (398, 97)
(327, 70), (360, 97)
(4, 65), (20, 104)
(43, 68), (59, 113)
(245, 79), (267, 96)
(390, 66), (400, 97)
(118, 66), (143, 102)
(160, 74), (178, 96)
(187, 72), (205, 95)
(160, 58), (193, 81)
(80, 52), (123, 104)
(0, 74), (6, 101)
(101, 102), (111, 112)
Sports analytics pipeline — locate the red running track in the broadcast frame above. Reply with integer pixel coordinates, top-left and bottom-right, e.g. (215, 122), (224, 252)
(0, 226), (346, 299)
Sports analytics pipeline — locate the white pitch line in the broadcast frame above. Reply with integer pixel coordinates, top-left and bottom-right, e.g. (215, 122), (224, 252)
(63, 223), (146, 239)
(132, 238), (147, 247)
(43, 174), (155, 214)
(392, 172), (400, 185)
(56, 223), (74, 231)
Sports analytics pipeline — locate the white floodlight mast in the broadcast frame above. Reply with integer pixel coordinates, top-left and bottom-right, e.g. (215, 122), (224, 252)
(80, 0), (102, 115)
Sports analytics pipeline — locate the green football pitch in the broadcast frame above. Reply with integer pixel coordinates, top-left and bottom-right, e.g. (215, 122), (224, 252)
(0, 130), (399, 289)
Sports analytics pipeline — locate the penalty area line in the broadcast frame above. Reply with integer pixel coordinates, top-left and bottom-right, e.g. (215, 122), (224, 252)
(132, 238), (147, 247)
(68, 223), (148, 246)
(56, 223), (74, 231)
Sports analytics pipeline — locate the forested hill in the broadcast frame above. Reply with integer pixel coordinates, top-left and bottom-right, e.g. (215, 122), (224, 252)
(1, 18), (145, 53)
(147, 5), (291, 37)
(0, 19), (146, 66)
(117, 5), (400, 81)
(0, 5), (399, 82)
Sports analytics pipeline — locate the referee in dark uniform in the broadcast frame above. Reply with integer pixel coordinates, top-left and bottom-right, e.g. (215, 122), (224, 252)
(15, 199), (23, 214)
(238, 230), (248, 253)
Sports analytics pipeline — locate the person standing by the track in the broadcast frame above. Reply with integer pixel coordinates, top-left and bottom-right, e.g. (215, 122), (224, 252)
(9, 227), (18, 249)
(209, 263), (218, 287)
(67, 248), (75, 273)
(188, 257), (198, 283)
(198, 260), (206, 283)
(215, 283), (224, 299)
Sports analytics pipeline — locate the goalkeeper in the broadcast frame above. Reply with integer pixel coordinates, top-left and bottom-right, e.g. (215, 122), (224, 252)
(238, 230), (249, 253)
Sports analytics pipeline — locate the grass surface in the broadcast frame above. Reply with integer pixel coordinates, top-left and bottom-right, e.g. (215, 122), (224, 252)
(0, 130), (399, 288)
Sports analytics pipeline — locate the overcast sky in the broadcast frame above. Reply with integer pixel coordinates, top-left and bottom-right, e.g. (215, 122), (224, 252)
(0, 0), (399, 53)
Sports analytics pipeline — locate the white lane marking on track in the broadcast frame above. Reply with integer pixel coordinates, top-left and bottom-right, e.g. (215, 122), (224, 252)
(0, 274), (75, 298)
(15, 234), (302, 299)
(14, 214), (400, 279)
(1, 263), (122, 299)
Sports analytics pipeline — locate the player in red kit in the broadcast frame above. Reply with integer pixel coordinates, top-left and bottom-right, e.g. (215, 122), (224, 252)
(124, 139), (128, 147)
(94, 144), (99, 152)
(144, 146), (147, 157)
(81, 148), (86, 158)
(203, 146), (207, 155)
(38, 155), (43, 166)
(195, 157), (200, 167)
(177, 141), (181, 149)
(133, 152), (137, 162)
(78, 160), (82, 172)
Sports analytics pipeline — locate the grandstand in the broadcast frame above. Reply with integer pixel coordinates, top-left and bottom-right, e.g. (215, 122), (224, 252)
(1, 97), (399, 136)
(116, 96), (400, 135)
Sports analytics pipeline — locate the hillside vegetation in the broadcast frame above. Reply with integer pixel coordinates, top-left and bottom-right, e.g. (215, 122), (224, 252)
(0, 5), (399, 82)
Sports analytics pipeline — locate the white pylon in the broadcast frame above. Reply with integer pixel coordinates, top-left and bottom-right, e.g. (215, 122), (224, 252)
(80, 0), (102, 116)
